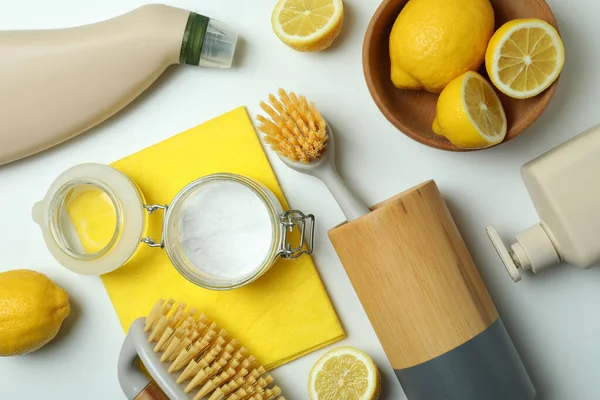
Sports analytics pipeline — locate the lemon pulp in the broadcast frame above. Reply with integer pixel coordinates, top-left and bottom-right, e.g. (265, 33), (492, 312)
(277, 0), (337, 36)
(315, 354), (369, 398)
(464, 75), (506, 141)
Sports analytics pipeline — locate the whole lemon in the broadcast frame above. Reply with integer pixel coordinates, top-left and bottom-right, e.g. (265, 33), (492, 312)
(389, 0), (495, 93)
(0, 269), (70, 356)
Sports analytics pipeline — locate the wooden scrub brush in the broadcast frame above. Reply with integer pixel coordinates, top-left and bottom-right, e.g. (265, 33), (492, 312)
(118, 298), (284, 400)
(257, 89), (370, 222)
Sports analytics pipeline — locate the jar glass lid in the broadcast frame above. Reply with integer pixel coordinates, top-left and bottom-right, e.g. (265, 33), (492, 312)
(163, 174), (281, 290)
(50, 179), (122, 259)
(33, 163), (146, 275)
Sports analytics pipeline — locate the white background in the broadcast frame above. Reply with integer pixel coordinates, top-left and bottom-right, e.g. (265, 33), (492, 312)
(0, 0), (598, 399)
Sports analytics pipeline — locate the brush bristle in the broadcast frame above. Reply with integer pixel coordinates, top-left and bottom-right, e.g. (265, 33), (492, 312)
(257, 88), (328, 164)
(145, 299), (284, 400)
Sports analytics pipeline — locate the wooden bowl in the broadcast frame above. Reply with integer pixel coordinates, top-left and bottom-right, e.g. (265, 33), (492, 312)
(363, 0), (560, 151)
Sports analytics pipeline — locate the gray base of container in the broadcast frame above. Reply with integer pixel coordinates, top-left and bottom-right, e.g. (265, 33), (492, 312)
(395, 318), (536, 400)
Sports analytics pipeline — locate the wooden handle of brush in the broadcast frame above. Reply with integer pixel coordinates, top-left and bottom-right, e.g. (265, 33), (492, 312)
(134, 382), (169, 400)
(328, 180), (498, 370)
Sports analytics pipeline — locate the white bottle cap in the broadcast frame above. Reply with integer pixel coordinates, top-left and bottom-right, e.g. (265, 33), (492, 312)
(513, 224), (560, 273)
(486, 224), (561, 282)
(199, 19), (238, 68)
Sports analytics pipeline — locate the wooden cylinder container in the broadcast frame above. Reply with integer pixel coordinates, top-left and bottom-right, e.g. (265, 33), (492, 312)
(328, 180), (535, 400)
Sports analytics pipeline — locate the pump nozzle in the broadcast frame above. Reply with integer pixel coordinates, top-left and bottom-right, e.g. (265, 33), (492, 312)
(486, 224), (560, 282)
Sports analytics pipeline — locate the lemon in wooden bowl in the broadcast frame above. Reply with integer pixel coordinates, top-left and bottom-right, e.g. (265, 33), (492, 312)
(389, 0), (494, 93)
(363, 0), (562, 151)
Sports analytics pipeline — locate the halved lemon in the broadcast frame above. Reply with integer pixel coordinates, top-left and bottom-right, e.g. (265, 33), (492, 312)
(485, 19), (565, 99)
(433, 71), (507, 149)
(271, 0), (344, 52)
(308, 346), (381, 400)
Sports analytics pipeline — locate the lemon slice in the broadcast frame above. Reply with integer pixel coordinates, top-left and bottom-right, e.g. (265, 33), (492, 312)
(485, 19), (565, 99)
(433, 71), (507, 149)
(308, 346), (381, 400)
(271, 0), (344, 52)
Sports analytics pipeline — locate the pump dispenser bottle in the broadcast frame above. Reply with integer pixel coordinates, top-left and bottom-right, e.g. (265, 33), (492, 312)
(488, 123), (600, 281)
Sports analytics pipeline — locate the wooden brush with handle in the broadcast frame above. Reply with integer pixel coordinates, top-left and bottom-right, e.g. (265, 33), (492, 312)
(258, 90), (536, 400)
(118, 298), (284, 400)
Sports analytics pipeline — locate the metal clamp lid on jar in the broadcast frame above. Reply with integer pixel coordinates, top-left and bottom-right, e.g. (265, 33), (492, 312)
(32, 163), (315, 290)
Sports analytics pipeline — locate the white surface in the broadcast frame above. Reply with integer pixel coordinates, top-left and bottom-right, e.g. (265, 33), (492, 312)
(0, 0), (598, 399)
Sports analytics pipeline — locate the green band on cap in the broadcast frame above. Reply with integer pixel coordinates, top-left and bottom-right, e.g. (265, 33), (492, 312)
(180, 12), (210, 66)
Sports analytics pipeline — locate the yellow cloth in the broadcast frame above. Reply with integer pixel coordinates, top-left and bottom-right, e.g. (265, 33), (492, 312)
(99, 107), (345, 369)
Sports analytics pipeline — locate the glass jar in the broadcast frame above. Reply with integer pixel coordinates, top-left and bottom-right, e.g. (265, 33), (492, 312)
(33, 163), (314, 290)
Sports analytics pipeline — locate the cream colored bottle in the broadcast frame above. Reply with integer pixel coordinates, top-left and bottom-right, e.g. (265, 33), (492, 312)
(0, 4), (237, 166)
(487, 123), (600, 281)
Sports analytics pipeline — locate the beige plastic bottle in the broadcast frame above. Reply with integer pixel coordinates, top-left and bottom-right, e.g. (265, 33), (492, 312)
(487, 123), (600, 282)
(0, 4), (237, 166)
